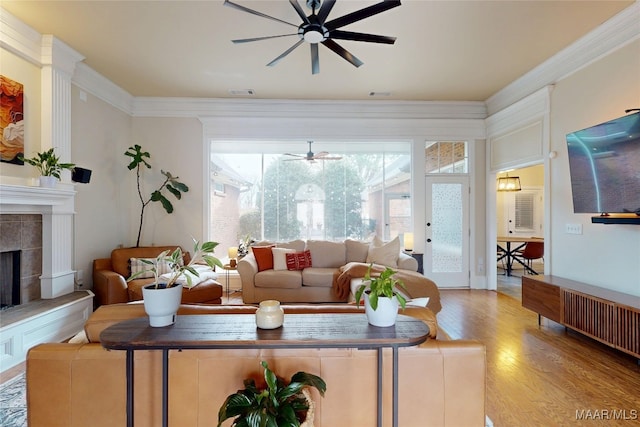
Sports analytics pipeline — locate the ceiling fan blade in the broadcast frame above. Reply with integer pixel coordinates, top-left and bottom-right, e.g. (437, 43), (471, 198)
(284, 153), (305, 158)
(224, 0), (298, 28)
(325, 0), (401, 31)
(311, 44), (319, 75)
(321, 39), (363, 68)
(314, 151), (330, 157)
(267, 40), (305, 67)
(330, 30), (396, 44)
(316, 0), (337, 24)
(289, 0), (311, 25)
(232, 34), (297, 44)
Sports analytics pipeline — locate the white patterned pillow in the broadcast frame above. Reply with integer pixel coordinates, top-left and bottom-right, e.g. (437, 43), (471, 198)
(129, 257), (177, 279)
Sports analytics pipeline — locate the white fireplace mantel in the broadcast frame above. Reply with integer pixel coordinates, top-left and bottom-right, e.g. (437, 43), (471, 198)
(0, 183), (76, 298)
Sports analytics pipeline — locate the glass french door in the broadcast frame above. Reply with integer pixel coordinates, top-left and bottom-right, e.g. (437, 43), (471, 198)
(424, 176), (470, 287)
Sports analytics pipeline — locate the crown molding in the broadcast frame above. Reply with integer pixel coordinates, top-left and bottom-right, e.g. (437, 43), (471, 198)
(486, 1), (640, 116)
(0, 7), (42, 66)
(486, 86), (551, 138)
(133, 97), (487, 120)
(72, 63), (134, 115)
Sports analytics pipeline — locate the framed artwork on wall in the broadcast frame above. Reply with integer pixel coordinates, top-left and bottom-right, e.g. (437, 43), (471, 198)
(0, 75), (25, 165)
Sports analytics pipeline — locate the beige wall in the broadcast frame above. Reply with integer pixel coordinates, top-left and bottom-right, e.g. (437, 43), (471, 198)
(130, 117), (209, 253)
(549, 39), (640, 295)
(70, 86), (131, 280)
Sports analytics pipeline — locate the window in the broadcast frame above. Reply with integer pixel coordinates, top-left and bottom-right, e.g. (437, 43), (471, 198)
(425, 141), (468, 174)
(209, 141), (411, 251)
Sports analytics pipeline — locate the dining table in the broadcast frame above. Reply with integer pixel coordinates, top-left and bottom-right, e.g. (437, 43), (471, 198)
(497, 236), (543, 276)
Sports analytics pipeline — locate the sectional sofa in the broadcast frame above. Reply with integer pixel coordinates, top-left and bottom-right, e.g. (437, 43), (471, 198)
(238, 238), (425, 304)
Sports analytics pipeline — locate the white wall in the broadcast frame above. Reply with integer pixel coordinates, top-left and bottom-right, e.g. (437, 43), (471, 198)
(549, 39), (640, 295)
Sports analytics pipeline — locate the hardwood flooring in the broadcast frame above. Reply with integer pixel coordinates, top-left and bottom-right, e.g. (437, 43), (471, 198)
(438, 288), (640, 426)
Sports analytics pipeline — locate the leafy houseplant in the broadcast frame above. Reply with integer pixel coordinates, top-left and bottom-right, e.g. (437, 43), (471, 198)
(19, 148), (75, 185)
(355, 264), (408, 327)
(125, 144), (189, 247)
(128, 239), (224, 289)
(218, 360), (326, 427)
(128, 239), (224, 327)
(355, 264), (408, 311)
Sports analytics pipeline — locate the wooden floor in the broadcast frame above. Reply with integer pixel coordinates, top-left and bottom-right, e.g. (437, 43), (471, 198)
(438, 288), (640, 426)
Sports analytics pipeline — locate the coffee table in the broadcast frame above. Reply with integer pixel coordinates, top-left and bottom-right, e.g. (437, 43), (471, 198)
(101, 312), (430, 427)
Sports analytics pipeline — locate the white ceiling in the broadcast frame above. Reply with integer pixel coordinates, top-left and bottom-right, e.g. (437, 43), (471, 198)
(2, 0), (633, 101)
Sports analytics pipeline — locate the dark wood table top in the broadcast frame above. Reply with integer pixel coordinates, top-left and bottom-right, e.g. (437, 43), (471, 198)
(100, 313), (430, 351)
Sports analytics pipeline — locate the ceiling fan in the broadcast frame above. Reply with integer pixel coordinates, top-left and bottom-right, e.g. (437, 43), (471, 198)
(224, 0), (401, 74)
(284, 141), (343, 161)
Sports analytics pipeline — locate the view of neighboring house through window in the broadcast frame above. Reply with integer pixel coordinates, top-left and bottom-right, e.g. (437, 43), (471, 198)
(209, 141), (411, 254)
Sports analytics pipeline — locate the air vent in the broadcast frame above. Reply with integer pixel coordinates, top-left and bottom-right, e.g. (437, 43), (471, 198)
(229, 89), (255, 96)
(369, 91), (392, 97)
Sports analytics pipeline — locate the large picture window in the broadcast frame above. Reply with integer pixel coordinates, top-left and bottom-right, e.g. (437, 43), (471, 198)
(209, 141), (411, 252)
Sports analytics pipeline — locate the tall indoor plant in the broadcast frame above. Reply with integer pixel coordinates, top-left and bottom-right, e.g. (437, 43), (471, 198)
(128, 239), (224, 326)
(125, 144), (189, 247)
(217, 360), (326, 427)
(19, 148), (75, 187)
(355, 264), (408, 327)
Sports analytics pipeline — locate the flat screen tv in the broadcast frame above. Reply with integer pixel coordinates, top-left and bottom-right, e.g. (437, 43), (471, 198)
(566, 111), (640, 215)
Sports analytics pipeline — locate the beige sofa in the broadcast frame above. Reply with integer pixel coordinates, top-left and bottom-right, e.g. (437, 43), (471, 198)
(239, 238), (419, 304)
(27, 303), (486, 427)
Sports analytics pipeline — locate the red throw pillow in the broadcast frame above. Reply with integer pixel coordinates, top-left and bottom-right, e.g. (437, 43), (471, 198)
(252, 246), (275, 272)
(285, 250), (313, 271)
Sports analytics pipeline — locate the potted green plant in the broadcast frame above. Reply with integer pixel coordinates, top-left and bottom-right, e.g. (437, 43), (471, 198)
(19, 148), (75, 187)
(217, 360), (326, 427)
(125, 144), (189, 247)
(355, 264), (408, 327)
(128, 238), (224, 327)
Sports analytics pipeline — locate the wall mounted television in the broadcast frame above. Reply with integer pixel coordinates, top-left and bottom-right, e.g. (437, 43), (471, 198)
(566, 111), (640, 215)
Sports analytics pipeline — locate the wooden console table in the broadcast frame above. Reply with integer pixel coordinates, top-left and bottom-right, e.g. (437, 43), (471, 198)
(522, 275), (640, 359)
(101, 313), (430, 427)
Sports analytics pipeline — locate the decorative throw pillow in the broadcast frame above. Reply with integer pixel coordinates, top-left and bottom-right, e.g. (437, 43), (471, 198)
(366, 236), (400, 268)
(272, 247), (296, 270)
(252, 245), (275, 272)
(129, 257), (175, 279)
(286, 250), (313, 271)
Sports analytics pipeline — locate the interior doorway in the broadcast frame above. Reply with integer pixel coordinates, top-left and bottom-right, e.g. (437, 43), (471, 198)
(496, 163), (545, 297)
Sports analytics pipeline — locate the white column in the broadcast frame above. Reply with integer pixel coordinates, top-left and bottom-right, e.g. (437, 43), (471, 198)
(38, 35), (84, 298)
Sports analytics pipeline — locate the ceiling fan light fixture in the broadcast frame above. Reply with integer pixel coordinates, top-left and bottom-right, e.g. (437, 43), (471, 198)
(303, 29), (326, 43)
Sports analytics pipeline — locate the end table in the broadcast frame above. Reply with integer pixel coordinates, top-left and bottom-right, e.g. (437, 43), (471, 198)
(223, 264), (237, 295)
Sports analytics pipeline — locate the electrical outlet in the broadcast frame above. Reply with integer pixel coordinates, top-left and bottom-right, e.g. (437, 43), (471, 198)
(565, 223), (583, 235)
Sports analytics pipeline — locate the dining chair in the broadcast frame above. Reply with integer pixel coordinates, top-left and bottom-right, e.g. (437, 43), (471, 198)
(516, 241), (544, 274)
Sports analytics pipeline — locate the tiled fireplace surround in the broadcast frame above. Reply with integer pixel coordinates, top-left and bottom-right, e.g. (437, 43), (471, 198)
(0, 184), (93, 374)
(1, 214), (43, 305)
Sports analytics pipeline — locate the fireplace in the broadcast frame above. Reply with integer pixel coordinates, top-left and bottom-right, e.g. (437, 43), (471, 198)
(0, 250), (21, 309)
(0, 214), (43, 307)
(0, 184), (94, 375)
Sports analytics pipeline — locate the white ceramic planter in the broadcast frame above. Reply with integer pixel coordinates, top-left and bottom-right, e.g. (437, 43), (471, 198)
(39, 176), (58, 188)
(364, 292), (399, 327)
(142, 283), (183, 327)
